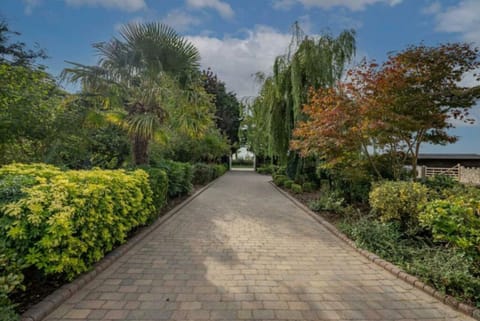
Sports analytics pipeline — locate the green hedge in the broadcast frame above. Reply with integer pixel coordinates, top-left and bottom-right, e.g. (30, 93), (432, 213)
(192, 163), (227, 186)
(138, 166), (168, 213)
(0, 163), (155, 284)
(155, 160), (193, 198)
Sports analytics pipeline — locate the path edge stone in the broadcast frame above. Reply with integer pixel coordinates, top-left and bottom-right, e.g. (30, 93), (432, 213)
(269, 180), (480, 321)
(20, 175), (223, 321)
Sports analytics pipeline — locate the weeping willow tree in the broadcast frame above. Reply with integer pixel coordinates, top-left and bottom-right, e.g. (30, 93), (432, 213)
(247, 23), (356, 166)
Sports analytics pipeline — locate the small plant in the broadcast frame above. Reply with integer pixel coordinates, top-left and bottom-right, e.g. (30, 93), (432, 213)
(291, 183), (303, 194)
(302, 182), (316, 193)
(273, 175), (288, 186)
(309, 191), (345, 213)
(284, 179), (294, 189)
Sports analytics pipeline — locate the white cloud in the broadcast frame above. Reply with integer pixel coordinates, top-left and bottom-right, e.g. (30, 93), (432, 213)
(22, 0), (41, 15)
(65, 0), (146, 12)
(187, 26), (292, 98)
(161, 9), (203, 32)
(430, 0), (480, 44)
(186, 0), (234, 19)
(422, 1), (441, 15)
(273, 0), (402, 11)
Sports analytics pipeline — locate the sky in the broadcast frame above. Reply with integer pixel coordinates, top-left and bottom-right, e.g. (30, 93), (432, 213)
(2, 0), (480, 154)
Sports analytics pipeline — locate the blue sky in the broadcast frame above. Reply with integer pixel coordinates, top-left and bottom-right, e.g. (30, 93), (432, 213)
(2, 0), (480, 153)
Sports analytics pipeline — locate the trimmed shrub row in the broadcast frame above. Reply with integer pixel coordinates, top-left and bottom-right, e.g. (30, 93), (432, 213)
(192, 163), (227, 186)
(0, 161), (227, 315)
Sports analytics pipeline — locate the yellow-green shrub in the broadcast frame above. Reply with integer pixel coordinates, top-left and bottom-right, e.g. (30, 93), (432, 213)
(291, 183), (303, 194)
(419, 196), (480, 258)
(369, 181), (428, 230)
(0, 163), (155, 280)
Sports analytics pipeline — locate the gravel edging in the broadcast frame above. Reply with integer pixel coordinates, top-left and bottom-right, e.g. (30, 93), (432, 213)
(269, 181), (480, 321)
(20, 176), (222, 321)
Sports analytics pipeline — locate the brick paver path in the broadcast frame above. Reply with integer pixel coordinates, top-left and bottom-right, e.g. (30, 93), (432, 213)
(44, 171), (473, 320)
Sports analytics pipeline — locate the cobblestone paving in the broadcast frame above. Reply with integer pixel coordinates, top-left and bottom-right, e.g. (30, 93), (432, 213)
(44, 171), (474, 320)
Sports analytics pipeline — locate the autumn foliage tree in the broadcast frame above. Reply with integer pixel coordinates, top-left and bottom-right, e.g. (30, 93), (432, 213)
(292, 43), (480, 179)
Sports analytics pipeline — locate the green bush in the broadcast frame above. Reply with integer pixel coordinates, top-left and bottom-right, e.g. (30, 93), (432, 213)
(0, 163), (155, 280)
(193, 163), (227, 185)
(369, 181), (428, 230)
(419, 196), (480, 258)
(155, 160), (193, 198)
(339, 216), (480, 306)
(407, 248), (480, 305)
(138, 166), (168, 212)
(0, 246), (25, 321)
(273, 175), (288, 186)
(256, 165), (277, 175)
(291, 183), (303, 194)
(302, 182), (316, 193)
(212, 164), (227, 178)
(309, 191), (345, 213)
(192, 163), (214, 185)
(284, 179), (294, 189)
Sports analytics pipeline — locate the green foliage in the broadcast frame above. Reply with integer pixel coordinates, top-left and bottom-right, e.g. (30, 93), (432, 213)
(419, 196), (480, 258)
(0, 64), (63, 165)
(273, 175), (288, 186)
(309, 191), (345, 213)
(158, 130), (230, 163)
(202, 69), (241, 149)
(256, 165), (277, 175)
(407, 248), (480, 305)
(290, 183), (303, 194)
(0, 245), (25, 321)
(284, 179), (294, 189)
(302, 182), (316, 193)
(192, 163), (227, 186)
(137, 166), (168, 212)
(0, 163), (155, 280)
(339, 217), (403, 260)
(422, 175), (460, 198)
(339, 216), (480, 306)
(369, 181), (428, 230)
(153, 160), (193, 198)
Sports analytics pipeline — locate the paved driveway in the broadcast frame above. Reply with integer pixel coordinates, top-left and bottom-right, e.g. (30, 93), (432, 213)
(44, 171), (473, 320)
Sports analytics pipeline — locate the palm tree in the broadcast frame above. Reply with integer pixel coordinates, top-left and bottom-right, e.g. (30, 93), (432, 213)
(62, 22), (203, 165)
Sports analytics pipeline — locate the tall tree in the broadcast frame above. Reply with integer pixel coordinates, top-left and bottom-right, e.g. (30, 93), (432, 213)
(201, 68), (241, 152)
(63, 22), (213, 165)
(246, 23), (356, 165)
(292, 43), (480, 178)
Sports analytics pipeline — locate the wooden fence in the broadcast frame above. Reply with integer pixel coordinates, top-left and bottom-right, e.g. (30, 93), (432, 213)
(422, 164), (461, 180)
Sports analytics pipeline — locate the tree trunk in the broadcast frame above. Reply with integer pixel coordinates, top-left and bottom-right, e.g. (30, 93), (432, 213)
(133, 135), (149, 166)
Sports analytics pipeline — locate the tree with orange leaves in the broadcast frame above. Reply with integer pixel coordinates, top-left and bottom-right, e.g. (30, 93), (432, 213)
(292, 43), (480, 179)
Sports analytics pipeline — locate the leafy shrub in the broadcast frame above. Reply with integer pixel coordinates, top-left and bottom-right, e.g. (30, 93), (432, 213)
(192, 163), (214, 185)
(193, 163), (227, 185)
(273, 175), (288, 186)
(407, 248), (480, 305)
(369, 181), (428, 230)
(309, 191), (345, 213)
(423, 175), (458, 192)
(0, 245), (25, 321)
(419, 197), (480, 258)
(284, 180), (294, 189)
(0, 163), (155, 280)
(339, 217), (404, 261)
(273, 165), (286, 176)
(212, 164), (227, 178)
(138, 166), (168, 212)
(302, 182), (316, 193)
(155, 160), (193, 198)
(340, 216), (480, 306)
(291, 183), (303, 194)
